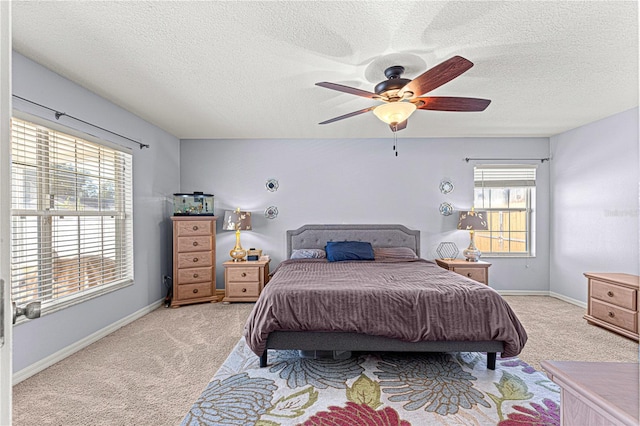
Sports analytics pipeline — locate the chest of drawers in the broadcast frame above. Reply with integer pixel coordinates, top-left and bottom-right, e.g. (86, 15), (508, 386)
(171, 216), (218, 307)
(222, 260), (270, 303)
(435, 258), (491, 285)
(584, 272), (638, 341)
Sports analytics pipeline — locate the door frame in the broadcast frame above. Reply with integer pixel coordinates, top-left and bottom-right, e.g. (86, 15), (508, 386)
(1, 1), (13, 424)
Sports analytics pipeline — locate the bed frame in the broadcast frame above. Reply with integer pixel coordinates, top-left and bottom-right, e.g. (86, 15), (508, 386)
(259, 224), (502, 370)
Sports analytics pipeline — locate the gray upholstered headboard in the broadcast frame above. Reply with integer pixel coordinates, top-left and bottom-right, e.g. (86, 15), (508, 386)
(286, 224), (420, 258)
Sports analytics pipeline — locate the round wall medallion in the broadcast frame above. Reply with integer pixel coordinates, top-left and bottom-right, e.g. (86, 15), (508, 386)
(264, 206), (279, 219)
(265, 178), (279, 192)
(439, 179), (454, 194)
(439, 202), (453, 216)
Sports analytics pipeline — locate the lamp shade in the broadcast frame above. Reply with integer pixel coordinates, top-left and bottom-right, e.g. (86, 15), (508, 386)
(223, 209), (252, 231)
(457, 210), (488, 231)
(373, 101), (417, 125)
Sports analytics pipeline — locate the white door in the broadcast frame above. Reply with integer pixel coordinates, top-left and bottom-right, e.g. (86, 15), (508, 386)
(0, 1), (12, 424)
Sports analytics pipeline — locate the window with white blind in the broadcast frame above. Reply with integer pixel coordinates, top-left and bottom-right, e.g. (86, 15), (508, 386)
(10, 114), (133, 315)
(473, 165), (536, 256)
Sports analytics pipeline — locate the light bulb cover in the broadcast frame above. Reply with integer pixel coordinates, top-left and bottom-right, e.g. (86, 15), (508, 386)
(373, 102), (417, 125)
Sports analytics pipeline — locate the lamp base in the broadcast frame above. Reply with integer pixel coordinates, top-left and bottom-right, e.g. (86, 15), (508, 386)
(463, 230), (482, 262)
(229, 229), (247, 262)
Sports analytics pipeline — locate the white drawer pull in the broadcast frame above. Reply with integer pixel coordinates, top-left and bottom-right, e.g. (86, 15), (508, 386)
(607, 291), (614, 297)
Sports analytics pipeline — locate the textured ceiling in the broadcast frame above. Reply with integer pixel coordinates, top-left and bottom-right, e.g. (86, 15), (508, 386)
(11, 1), (639, 140)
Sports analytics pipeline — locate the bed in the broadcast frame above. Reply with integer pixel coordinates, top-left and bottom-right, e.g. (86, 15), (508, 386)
(243, 224), (527, 370)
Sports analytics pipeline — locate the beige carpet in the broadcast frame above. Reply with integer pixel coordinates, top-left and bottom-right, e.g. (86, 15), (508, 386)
(12, 296), (638, 426)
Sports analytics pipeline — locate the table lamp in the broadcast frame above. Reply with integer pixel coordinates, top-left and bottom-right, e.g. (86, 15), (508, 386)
(223, 208), (252, 261)
(457, 209), (488, 262)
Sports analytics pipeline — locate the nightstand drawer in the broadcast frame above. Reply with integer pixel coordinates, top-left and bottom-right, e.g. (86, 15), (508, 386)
(177, 236), (212, 253)
(176, 220), (212, 236)
(227, 267), (259, 282)
(591, 280), (637, 310)
(454, 267), (487, 284)
(591, 300), (638, 333)
(176, 282), (213, 300)
(177, 266), (213, 284)
(177, 251), (212, 269)
(226, 281), (260, 298)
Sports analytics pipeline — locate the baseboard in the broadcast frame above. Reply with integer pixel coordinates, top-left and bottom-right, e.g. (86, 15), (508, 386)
(13, 299), (164, 385)
(548, 291), (587, 309)
(498, 289), (587, 309)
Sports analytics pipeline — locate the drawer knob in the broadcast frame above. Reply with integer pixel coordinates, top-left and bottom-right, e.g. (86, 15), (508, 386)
(193, 241), (198, 246)
(608, 311), (615, 318)
(607, 291), (614, 297)
(192, 225), (199, 231)
(241, 272), (247, 277)
(242, 288), (247, 293)
(193, 273), (199, 278)
(193, 289), (198, 294)
(193, 257), (199, 263)
(467, 273), (472, 277)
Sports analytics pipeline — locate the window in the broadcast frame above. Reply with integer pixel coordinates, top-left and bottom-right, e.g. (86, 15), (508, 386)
(473, 165), (536, 257)
(10, 114), (133, 314)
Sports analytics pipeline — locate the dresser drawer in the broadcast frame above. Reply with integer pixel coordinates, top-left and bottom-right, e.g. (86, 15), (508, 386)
(226, 281), (260, 298)
(176, 282), (213, 300)
(227, 267), (259, 282)
(454, 267), (487, 284)
(177, 236), (212, 253)
(177, 266), (213, 285)
(591, 299), (638, 333)
(591, 279), (637, 310)
(177, 251), (212, 269)
(175, 220), (212, 236)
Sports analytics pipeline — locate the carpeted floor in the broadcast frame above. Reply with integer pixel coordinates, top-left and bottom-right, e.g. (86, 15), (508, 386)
(182, 338), (561, 425)
(12, 295), (638, 425)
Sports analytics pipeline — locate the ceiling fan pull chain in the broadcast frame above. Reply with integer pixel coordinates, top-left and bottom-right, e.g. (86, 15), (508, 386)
(393, 128), (398, 157)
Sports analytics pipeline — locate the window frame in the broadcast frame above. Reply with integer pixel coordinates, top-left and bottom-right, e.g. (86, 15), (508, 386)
(473, 165), (537, 258)
(10, 111), (134, 320)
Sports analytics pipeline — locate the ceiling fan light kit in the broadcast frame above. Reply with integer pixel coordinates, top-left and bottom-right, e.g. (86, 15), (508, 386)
(373, 102), (417, 125)
(316, 55), (491, 132)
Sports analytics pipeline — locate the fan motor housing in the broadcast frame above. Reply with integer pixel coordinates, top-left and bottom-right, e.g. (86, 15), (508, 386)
(375, 65), (411, 97)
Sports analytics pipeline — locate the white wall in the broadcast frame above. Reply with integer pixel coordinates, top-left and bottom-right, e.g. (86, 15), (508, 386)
(11, 53), (179, 373)
(550, 108), (639, 303)
(180, 136), (550, 293)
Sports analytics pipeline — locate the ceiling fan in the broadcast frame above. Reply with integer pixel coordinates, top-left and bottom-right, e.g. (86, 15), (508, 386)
(316, 56), (491, 132)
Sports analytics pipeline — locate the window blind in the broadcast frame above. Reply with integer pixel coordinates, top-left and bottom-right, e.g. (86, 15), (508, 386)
(10, 115), (133, 308)
(474, 165), (537, 187)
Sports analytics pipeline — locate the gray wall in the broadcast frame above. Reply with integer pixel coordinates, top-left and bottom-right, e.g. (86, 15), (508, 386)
(180, 136), (550, 293)
(11, 52), (179, 373)
(550, 107), (639, 303)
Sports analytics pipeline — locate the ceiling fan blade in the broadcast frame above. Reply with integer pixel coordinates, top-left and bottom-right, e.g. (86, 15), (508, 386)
(414, 97), (491, 112)
(316, 82), (380, 99)
(319, 106), (376, 124)
(400, 56), (474, 98)
(390, 120), (408, 132)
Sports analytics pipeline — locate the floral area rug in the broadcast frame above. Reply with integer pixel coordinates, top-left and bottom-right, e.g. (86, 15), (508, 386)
(182, 338), (560, 426)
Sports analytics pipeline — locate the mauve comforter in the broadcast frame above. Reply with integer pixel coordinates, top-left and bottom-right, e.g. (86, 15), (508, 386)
(243, 259), (527, 358)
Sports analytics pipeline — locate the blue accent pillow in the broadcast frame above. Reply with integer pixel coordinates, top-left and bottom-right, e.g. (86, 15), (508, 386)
(325, 241), (375, 262)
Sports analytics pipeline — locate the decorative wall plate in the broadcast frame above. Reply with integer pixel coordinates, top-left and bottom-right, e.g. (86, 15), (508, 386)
(264, 206), (279, 219)
(265, 178), (279, 192)
(439, 179), (454, 194)
(436, 242), (459, 260)
(439, 202), (453, 216)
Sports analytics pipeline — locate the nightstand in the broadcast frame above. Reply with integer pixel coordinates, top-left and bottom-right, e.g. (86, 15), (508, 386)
(435, 258), (491, 285)
(222, 260), (270, 303)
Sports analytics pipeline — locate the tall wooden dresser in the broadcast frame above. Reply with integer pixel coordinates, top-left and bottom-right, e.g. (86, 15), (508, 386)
(171, 216), (218, 308)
